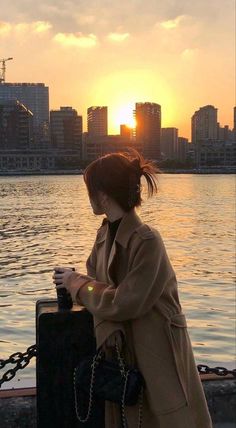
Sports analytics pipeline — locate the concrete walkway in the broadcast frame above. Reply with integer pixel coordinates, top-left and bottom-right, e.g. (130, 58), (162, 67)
(214, 424), (236, 427)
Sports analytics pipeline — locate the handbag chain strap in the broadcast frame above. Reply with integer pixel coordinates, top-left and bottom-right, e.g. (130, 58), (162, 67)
(115, 342), (143, 428)
(73, 351), (103, 423)
(73, 344), (143, 428)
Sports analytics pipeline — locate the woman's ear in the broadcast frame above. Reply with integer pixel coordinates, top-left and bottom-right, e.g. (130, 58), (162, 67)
(99, 191), (109, 211)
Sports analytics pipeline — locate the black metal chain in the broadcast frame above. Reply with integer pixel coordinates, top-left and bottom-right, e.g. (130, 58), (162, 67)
(0, 344), (37, 388)
(197, 364), (236, 378)
(0, 345), (235, 389)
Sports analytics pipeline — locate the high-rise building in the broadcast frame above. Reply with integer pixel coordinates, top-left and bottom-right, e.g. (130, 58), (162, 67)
(0, 83), (49, 142)
(217, 124), (234, 141)
(0, 99), (33, 150)
(191, 105), (218, 144)
(161, 128), (178, 159)
(120, 124), (132, 140)
(233, 107), (236, 140)
(177, 137), (189, 162)
(135, 102), (161, 160)
(50, 107), (82, 154)
(87, 106), (108, 136)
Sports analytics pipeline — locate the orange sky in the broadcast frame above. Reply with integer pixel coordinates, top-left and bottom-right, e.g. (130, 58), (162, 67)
(0, 0), (235, 139)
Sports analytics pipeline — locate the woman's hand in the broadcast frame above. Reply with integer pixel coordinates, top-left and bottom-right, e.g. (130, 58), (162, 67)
(53, 266), (76, 292)
(102, 330), (123, 352)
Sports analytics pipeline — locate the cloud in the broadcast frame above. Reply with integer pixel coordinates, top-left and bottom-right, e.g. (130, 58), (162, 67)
(107, 32), (130, 42)
(160, 15), (187, 29)
(0, 21), (12, 36)
(53, 32), (97, 48)
(0, 20), (52, 37)
(32, 21), (52, 33)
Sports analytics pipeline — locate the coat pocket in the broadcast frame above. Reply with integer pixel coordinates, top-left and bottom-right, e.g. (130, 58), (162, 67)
(164, 313), (189, 405)
(135, 342), (187, 415)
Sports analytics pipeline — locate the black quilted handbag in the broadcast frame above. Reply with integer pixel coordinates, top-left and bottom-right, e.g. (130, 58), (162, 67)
(73, 343), (145, 427)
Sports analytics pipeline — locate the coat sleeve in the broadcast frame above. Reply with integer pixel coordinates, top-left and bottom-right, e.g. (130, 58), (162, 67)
(69, 232), (175, 322)
(86, 242), (97, 278)
(85, 242), (126, 348)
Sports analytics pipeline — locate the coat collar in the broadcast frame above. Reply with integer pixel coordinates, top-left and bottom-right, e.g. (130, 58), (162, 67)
(96, 209), (142, 248)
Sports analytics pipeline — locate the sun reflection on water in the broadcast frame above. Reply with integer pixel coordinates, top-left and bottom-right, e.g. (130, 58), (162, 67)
(0, 174), (235, 380)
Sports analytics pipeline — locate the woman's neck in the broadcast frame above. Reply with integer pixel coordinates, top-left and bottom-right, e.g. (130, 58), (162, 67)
(105, 204), (126, 223)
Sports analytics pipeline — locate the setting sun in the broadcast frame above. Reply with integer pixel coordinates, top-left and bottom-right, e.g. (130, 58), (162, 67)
(88, 69), (178, 135)
(114, 105), (136, 129)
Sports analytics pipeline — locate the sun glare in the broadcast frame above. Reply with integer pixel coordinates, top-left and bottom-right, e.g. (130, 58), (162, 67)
(114, 105), (136, 129)
(90, 69), (175, 134)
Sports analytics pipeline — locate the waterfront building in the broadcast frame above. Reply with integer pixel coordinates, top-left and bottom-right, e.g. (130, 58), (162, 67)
(87, 106), (108, 136)
(191, 105), (218, 144)
(0, 82), (49, 144)
(217, 124), (234, 141)
(120, 124), (132, 140)
(195, 139), (236, 168)
(0, 99), (33, 151)
(50, 107), (82, 156)
(83, 134), (141, 161)
(233, 107), (236, 140)
(177, 137), (189, 162)
(0, 150), (55, 172)
(161, 127), (178, 159)
(135, 102), (161, 160)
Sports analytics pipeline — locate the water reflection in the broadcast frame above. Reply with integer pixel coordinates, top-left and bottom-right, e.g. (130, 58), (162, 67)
(0, 174), (235, 380)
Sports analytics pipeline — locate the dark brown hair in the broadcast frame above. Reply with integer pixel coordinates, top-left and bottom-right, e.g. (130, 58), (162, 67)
(84, 150), (159, 212)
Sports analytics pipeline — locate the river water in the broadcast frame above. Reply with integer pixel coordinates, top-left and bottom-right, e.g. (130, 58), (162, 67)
(0, 174), (235, 380)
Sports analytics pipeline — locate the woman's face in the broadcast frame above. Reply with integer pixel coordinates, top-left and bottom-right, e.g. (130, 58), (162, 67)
(89, 192), (105, 215)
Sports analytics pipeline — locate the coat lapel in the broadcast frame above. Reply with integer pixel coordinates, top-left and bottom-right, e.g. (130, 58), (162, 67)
(95, 210), (143, 285)
(115, 209), (142, 249)
(106, 209), (143, 283)
(95, 220), (111, 283)
(107, 241), (117, 284)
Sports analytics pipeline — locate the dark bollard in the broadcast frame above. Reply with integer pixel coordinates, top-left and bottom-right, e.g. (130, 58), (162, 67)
(36, 299), (105, 428)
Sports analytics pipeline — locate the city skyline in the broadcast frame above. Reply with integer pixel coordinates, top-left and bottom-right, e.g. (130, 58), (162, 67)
(0, 0), (234, 139)
(1, 95), (235, 171)
(0, 83), (235, 142)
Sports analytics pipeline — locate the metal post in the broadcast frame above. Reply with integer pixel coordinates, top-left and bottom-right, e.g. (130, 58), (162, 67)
(36, 299), (104, 427)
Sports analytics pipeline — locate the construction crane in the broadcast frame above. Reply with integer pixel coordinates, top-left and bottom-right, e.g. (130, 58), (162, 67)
(0, 57), (13, 83)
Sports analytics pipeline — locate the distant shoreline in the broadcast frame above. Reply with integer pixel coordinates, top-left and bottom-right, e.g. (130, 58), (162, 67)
(0, 168), (235, 176)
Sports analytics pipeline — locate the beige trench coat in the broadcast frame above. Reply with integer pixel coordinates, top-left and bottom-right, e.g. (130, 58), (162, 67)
(68, 209), (212, 428)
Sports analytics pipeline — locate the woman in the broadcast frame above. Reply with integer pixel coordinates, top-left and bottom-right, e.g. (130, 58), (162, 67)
(53, 151), (212, 428)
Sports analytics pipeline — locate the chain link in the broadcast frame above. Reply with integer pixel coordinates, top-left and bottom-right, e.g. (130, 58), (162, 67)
(1, 342), (235, 402)
(115, 342), (143, 428)
(0, 344), (37, 388)
(73, 352), (101, 423)
(197, 364), (236, 377)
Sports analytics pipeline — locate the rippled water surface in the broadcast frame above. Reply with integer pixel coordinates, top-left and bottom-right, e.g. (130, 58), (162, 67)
(0, 174), (235, 380)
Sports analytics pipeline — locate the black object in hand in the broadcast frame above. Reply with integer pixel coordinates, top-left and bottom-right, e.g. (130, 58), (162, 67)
(56, 268), (74, 311)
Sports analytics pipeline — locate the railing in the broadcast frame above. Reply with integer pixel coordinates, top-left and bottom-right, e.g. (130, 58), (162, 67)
(0, 298), (235, 428)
